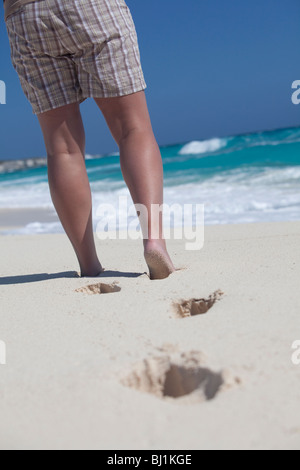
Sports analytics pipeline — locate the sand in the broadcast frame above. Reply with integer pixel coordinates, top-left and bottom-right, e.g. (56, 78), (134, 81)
(0, 221), (300, 450)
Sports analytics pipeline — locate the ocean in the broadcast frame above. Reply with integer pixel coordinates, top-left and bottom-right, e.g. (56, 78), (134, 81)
(0, 126), (300, 235)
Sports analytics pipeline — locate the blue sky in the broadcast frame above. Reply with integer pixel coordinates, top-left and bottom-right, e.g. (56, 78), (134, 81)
(0, 0), (299, 160)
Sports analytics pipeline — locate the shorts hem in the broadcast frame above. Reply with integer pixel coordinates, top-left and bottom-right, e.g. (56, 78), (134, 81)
(32, 97), (87, 115)
(32, 83), (147, 114)
(86, 83), (147, 101)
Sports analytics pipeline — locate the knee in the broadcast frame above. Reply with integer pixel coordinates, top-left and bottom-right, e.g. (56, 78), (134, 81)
(117, 124), (154, 148)
(46, 148), (74, 160)
(46, 142), (84, 160)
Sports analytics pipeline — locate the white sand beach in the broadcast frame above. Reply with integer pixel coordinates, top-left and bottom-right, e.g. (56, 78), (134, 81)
(0, 221), (300, 450)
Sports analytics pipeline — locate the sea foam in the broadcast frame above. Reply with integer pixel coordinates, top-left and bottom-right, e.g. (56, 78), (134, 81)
(179, 138), (227, 155)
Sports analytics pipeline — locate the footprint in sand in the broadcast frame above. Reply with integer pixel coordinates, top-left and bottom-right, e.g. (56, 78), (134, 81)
(173, 290), (224, 318)
(76, 282), (121, 295)
(120, 350), (240, 404)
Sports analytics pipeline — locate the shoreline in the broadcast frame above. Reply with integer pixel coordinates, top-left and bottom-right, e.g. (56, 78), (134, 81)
(0, 207), (59, 233)
(1, 206), (300, 234)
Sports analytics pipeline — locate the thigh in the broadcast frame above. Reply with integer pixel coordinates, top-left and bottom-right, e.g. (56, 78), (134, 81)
(94, 91), (153, 144)
(37, 103), (85, 157)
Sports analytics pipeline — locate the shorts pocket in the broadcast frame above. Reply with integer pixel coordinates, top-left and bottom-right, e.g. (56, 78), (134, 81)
(5, 5), (27, 24)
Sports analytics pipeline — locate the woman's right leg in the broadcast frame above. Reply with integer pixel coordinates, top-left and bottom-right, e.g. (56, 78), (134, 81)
(95, 91), (176, 280)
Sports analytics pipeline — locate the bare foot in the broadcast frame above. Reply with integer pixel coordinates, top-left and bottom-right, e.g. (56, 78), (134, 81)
(144, 240), (176, 280)
(80, 265), (105, 278)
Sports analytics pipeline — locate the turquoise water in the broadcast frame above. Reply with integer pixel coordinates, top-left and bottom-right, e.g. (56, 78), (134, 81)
(0, 126), (300, 233)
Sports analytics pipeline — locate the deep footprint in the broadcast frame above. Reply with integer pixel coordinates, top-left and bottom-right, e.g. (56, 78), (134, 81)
(120, 351), (228, 403)
(76, 282), (121, 295)
(174, 290), (224, 318)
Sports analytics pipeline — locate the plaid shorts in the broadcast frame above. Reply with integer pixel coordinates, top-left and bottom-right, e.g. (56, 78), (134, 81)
(5, 0), (147, 114)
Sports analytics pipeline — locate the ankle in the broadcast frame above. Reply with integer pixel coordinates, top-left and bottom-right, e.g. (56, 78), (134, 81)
(144, 238), (167, 252)
(80, 260), (104, 278)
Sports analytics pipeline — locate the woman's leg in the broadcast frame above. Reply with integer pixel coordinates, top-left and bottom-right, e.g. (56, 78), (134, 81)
(37, 103), (104, 277)
(95, 91), (176, 280)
